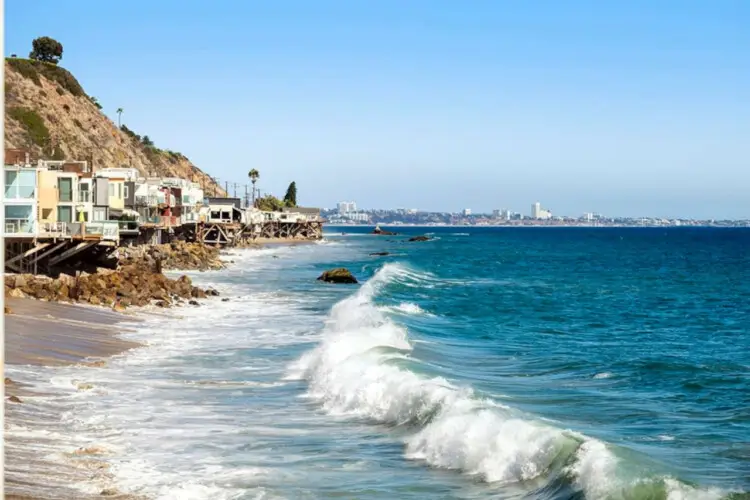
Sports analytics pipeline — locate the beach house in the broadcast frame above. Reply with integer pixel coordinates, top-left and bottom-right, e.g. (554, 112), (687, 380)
(3, 154), (39, 237)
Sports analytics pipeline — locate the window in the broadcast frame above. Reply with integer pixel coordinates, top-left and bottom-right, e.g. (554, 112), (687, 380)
(4, 171), (17, 198)
(93, 208), (107, 221)
(58, 177), (73, 202)
(124, 185), (129, 199)
(57, 205), (73, 223)
(4, 170), (36, 199)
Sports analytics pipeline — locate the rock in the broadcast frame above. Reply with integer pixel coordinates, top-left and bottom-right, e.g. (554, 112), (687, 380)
(372, 226), (397, 236)
(317, 268), (358, 284)
(4, 306), (12, 314)
(221, 298), (229, 302)
(13, 274), (27, 288)
(408, 235), (431, 242)
(155, 300), (170, 308)
(100, 489), (117, 496)
(5, 377), (15, 385)
(188, 300), (200, 306)
(7, 395), (22, 403)
(191, 288), (207, 299)
(370, 252), (390, 256)
(206, 288), (220, 296)
(7, 288), (25, 298)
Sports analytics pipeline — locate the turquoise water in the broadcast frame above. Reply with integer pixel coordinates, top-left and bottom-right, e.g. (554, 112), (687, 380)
(8, 227), (749, 499)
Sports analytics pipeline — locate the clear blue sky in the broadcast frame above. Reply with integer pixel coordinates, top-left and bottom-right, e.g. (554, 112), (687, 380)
(6, 0), (749, 218)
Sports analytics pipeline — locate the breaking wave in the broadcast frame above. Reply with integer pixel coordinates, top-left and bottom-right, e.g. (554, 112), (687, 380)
(290, 263), (736, 500)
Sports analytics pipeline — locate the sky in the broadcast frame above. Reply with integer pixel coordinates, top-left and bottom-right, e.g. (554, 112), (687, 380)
(5, 0), (750, 219)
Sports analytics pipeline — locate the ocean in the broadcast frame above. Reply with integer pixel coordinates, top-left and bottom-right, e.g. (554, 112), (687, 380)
(6, 226), (750, 499)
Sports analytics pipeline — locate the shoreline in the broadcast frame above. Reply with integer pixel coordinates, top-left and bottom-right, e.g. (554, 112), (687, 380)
(4, 298), (143, 499)
(3, 240), (311, 499)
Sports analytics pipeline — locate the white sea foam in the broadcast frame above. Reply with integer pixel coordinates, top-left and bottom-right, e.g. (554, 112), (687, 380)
(292, 262), (735, 499)
(379, 302), (431, 316)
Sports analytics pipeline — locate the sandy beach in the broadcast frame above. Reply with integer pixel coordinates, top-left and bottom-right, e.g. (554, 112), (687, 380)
(4, 298), (143, 500)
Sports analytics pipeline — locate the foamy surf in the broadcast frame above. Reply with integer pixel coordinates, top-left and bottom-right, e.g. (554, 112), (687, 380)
(292, 263), (734, 500)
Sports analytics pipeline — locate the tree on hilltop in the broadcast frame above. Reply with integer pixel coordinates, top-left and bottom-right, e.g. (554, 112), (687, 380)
(29, 36), (63, 64)
(142, 135), (154, 147)
(283, 181), (297, 207)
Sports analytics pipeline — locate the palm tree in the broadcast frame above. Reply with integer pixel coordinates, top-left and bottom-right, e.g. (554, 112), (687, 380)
(116, 108), (123, 127)
(248, 169), (260, 205)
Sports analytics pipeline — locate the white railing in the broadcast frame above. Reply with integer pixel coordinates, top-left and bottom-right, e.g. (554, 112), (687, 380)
(4, 219), (36, 235)
(84, 221), (119, 241)
(40, 221), (68, 235)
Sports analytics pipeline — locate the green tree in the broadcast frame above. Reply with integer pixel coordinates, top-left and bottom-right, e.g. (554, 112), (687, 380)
(90, 96), (102, 110)
(283, 181), (297, 207)
(142, 135), (154, 147)
(256, 194), (284, 212)
(29, 36), (63, 64)
(116, 108), (123, 127)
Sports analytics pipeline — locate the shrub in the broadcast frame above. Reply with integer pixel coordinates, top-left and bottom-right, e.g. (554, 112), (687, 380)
(73, 118), (84, 129)
(7, 107), (50, 147)
(6, 58), (84, 96)
(63, 104), (70, 112)
(39, 90), (47, 98)
(56, 87), (64, 95)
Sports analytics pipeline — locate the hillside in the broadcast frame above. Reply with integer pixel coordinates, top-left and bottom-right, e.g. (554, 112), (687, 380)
(4, 58), (225, 195)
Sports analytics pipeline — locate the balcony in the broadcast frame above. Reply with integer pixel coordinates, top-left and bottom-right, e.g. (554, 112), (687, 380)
(67, 221), (120, 241)
(4, 218), (36, 235)
(78, 191), (92, 203)
(39, 221), (68, 237)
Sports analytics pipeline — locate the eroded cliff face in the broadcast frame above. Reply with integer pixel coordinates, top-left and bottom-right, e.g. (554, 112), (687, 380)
(4, 59), (225, 195)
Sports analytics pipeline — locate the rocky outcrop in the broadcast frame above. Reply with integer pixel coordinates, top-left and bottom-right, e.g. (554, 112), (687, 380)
(373, 227), (398, 236)
(118, 241), (224, 271)
(408, 235), (431, 242)
(4, 306), (12, 314)
(317, 268), (358, 284)
(4, 265), (216, 309)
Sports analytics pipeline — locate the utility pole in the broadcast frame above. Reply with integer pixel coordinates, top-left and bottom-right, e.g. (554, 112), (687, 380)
(224, 181), (229, 198)
(232, 183), (241, 199)
(244, 185), (249, 209)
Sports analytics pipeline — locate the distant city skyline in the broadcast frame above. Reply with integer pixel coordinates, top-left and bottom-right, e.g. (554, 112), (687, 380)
(6, 1), (749, 219)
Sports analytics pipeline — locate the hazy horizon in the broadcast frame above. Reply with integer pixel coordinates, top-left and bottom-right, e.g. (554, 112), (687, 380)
(5, 0), (749, 219)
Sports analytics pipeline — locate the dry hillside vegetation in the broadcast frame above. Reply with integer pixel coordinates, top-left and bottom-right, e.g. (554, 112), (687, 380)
(4, 58), (225, 195)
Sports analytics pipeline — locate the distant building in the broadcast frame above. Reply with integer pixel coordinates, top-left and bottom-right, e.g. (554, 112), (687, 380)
(337, 201), (356, 214)
(531, 201), (552, 220)
(501, 209), (512, 220)
(492, 209), (500, 218)
(463, 208), (472, 216)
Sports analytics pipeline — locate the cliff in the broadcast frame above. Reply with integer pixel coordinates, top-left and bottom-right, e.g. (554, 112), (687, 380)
(4, 58), (225, 195)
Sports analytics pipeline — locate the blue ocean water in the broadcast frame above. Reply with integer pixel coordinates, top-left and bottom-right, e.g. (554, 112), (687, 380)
(7, 227), (750, 499)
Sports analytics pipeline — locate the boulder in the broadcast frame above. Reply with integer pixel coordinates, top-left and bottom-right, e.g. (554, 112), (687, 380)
(206, 288), (220, 297)
(7, 288), (25, 299)
(370, 252), (390, 256)
(7, 395), (22, 403)
(372, 227), (397, 236)
(4, 306), (12, 314)
(188, 300), (200, 306)
(408, 235), (431, 242)
(317, 268), (358, 284)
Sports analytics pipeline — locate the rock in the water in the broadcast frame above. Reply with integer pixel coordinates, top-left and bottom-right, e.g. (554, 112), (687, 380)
(221, 298), (230, 302)
(8, 395), (22, 403)
(4, 306), (12, 314)
(372, 226), (397, 236)
(206, 288), (220, 297)
(370, 252), (390, 256)
(408, 235), (431, 242)
(188, 300), (200, 306)
(317, 268), (358, 284)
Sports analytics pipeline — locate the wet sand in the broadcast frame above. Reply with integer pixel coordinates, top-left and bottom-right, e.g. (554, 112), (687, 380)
(4, 298), (144, 499)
